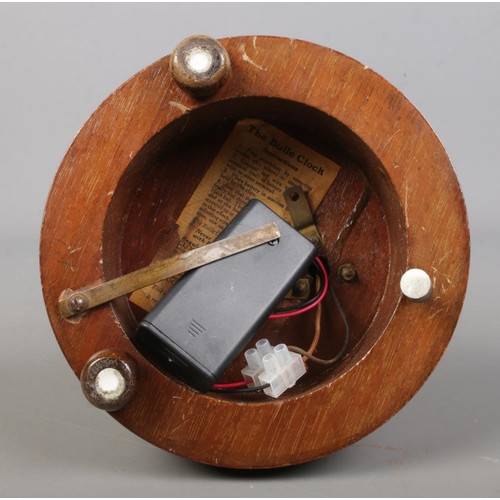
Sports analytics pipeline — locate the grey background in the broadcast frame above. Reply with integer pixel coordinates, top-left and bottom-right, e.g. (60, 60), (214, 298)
(1, 3), (499, 497)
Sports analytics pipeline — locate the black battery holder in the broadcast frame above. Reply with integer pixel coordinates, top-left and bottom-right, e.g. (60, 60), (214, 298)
(136, 199), (317, 392)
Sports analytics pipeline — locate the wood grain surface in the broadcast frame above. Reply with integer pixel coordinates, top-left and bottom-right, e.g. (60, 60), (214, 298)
(40, 36), (470, 468)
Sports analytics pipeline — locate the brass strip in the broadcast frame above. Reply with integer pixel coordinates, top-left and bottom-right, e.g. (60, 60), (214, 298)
(283, 186), (322, 247)
(59, 223), (281, 319)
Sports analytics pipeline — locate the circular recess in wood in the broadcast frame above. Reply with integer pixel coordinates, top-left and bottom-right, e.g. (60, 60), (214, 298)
(40, 36), (469, 469)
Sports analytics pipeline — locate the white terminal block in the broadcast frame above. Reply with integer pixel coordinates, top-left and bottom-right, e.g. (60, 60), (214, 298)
(241, 339), (306, 398)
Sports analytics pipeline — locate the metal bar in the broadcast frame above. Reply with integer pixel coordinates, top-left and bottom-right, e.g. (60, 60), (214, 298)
(283, 186), (322, 247)
(59, 223), (281, 318)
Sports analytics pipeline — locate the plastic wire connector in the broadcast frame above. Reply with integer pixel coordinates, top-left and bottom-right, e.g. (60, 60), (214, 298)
(241, 339), (306, 398)
(241, 338), (270, 386)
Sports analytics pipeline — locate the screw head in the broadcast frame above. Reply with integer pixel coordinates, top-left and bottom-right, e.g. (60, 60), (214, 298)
(68, 293), (88, 314)
(337, 263), (357, 283)
(293, 280), (308, 297)
(400, 269), (433, 302)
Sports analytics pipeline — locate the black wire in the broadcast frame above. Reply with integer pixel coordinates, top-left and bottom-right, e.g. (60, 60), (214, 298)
(273, 260), (325, 313)
(209, 261), (327, 394)
(329, 284), (350, 361)
(209, 383), (270, 394)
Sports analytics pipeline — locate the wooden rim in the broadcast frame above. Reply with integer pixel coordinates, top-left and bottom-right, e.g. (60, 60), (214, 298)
(40, 36), (469, 468)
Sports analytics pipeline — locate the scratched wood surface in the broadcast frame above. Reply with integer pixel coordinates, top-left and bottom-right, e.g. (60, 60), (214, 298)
(40, 36), (470, 468)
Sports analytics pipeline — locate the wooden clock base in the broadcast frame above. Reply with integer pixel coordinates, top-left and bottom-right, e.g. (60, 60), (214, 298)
(40, 36), (469, 468)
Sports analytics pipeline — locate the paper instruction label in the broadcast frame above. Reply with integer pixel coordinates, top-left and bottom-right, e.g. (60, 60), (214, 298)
(130, 118), (341, 311)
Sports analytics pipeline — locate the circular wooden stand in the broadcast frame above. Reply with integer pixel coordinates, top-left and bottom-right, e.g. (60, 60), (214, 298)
(40, 36), (470, 469)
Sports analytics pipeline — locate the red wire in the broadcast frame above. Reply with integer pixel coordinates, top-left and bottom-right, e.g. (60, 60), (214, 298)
(212, 379), (252, 389)
(213, 258), (329, 390)
(268, 257), (329, 319)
